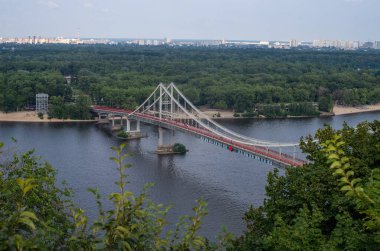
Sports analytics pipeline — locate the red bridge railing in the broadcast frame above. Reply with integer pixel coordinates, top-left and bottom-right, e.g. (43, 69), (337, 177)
(92, 106), (306, 167)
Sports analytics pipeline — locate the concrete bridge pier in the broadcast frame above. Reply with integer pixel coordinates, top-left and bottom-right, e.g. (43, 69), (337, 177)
(136, 120), (140, 131)
(97, 113), (109, 124)
(124, 119), (141, 133)
(156, 126), (174, 154)
(126, 118), (131, 132)
(111, 114), (124, 131)
(158, 126), (164, 146)
(119, 119), (145, 139)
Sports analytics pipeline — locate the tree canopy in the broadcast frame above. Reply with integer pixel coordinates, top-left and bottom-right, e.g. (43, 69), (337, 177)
(232, 120), (380, 250)
(1, 45), (380, 115)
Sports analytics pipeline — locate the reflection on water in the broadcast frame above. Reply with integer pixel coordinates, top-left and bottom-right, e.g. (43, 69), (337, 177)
(0, 111), (379, 240)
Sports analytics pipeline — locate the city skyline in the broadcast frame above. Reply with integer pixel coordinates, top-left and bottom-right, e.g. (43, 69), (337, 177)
(0, 0), (379, 41)
(3, 36), (380, 50)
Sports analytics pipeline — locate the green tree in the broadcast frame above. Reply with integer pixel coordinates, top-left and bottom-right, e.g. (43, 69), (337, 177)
(0, 141), (211, 250)
(231, 120), (380, 250)
(173, 143), (187, 154)
(49, 96), (66, 119)
(319, 95), (333, 112)
(72, 94), (91, 120)
(0, 142), (74, 250)
(213, 100), (228, 110)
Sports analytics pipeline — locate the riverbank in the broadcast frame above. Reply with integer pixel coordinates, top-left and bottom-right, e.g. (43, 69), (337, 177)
(202, 109), (323, 119)
(0, 111), (95, 123)
(2, 105), (380, 123)
(333, 103), (380, 115)
(202, 109), (236, 119)
(204, 104), (380, 119)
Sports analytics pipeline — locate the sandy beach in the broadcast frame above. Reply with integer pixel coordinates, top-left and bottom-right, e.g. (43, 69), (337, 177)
(1, 105), (380, 123)
(0, 111), (95, 123)
(333, 103), (380, 115)
(203, 105), (380, 118)
(202, 109), (236, 119)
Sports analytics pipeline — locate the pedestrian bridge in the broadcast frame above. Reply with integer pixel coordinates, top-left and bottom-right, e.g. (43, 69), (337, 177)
(92, 83), (306, 167)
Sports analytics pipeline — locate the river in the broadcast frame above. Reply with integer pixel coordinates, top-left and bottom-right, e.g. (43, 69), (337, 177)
(0, 111), (379, 240)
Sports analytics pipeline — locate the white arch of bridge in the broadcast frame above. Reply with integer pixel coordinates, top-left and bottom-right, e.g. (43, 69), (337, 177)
(128, 83), (300, 148)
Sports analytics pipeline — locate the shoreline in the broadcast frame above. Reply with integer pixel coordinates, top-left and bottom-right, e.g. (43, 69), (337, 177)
(204, 104), (380, 119)
(1, 105), (380, 123)
(0, 111), (96, 123)
(333, 103), (380, 116)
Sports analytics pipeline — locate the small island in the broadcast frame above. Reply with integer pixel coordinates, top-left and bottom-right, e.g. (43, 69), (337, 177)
(156, 143), (188, 155)
(115, 130), (146, 140)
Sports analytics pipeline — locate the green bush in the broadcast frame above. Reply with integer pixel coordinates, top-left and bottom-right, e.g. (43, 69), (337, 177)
(172, 143), (187, 154)
(0, 142), (74, 250)
(319, 95), (333, 112)
(116, 130), (129, 138)
(241, 111), (257, 118)
(0, 142), (211, 250)
(232, 121), (380, 250)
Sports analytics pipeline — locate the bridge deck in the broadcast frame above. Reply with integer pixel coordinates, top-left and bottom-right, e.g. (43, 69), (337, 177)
(92, 106), (306, 167)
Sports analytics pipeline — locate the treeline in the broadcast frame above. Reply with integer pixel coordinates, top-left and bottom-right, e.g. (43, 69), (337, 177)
(256, 102), (320, 118)
(1, 121), (379, 249)
(48, 95), (91, 120)
(0, 71), (71, 112)
(1, 44), (380, 114)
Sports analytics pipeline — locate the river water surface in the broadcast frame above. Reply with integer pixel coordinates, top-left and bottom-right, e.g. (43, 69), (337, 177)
(0, 111), (379, 239)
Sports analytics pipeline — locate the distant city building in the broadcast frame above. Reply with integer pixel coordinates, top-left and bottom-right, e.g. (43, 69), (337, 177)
(36, 93), (49, 114)
(269, 41), (290, 49)
(361, 41), (374, 49)
(375, 41), (380, 49)
(0, 36), (375, 51)
(312, 39), (359, 50)
(290, 39), (299, 47)
(0, 36), (113, 45)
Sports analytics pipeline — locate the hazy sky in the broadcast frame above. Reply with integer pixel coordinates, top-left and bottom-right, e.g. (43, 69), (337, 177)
(0, 0), (378, 41)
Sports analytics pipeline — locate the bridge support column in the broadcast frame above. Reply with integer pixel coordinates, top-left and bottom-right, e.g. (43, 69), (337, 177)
(111, 114), (123, 131)
(170, 129), (173, 144)
(156, 126), (176, 155)
(158, 126), (164, 146)
(126, 119), (131, 132)
(116, 118), (145, 139)
(97, 113), (109, 124)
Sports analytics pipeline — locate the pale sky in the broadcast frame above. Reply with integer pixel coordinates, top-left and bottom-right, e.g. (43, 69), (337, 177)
(0, 0), (378, 41)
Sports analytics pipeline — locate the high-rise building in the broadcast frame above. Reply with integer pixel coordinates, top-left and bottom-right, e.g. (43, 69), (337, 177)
(290, 39), (299, 47)
(360, 41), (374, 49)
(312, 39), (359, 50)
(374, 41), (380, 49)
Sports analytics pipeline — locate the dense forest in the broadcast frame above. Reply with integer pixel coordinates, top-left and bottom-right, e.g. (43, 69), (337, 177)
(0, 44), (380, 117)
(1, 121), (379, 250)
